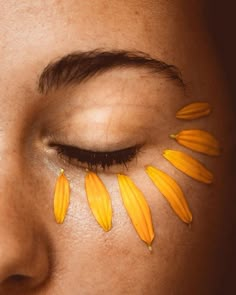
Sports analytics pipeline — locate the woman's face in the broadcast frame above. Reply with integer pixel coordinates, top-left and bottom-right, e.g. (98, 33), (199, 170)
(0, 1), (235, 294)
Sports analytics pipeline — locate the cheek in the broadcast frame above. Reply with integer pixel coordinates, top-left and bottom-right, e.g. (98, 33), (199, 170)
(44, 174), (160, 293)
(25, 152), (158, 292)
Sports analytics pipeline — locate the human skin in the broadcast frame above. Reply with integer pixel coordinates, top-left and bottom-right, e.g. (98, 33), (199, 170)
(0, 1), (235, 294)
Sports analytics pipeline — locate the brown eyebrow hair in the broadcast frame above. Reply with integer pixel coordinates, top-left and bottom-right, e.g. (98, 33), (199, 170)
(38, 49), (185, 94)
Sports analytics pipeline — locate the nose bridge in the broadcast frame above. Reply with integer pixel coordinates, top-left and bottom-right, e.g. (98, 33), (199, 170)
(0, 101), (29, 194)
(0, 116), (24, 173)
(0, 90), (33, 147)
(0, 144), (25, 207)
(0, 54), (51, 292)
(0, 96), (30, 241)
(0, 164), (29, 226)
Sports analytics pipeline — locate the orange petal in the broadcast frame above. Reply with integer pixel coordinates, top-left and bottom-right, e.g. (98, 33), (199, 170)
(85, 172), (112, 232)
(176, 102), (211, 120)
(163, 149), (213, 184)
(146, 166), (192, 224)
(170, 129), (221, 156)
(54, 169), (70, 224)
(117, 174), (154, 249)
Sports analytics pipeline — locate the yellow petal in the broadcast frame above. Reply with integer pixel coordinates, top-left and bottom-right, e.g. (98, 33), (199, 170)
(85, 172), (112, 232)
(54, 169), (70, 224)
(170, 129), (221, 156)
(163, 149), (213, 184)
(176, 102), (211, 120)
(117, 174), (154, 249)
(146, 166), (192, 224)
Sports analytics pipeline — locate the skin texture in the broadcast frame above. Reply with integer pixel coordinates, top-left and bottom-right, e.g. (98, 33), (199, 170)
(0, 1), (235, 294)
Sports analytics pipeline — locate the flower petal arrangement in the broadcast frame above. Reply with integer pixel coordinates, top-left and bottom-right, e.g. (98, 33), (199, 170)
(53, 101), (221, 251)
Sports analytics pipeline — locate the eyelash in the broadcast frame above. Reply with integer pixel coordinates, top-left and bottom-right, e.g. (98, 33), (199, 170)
(49, 143), (142, 170)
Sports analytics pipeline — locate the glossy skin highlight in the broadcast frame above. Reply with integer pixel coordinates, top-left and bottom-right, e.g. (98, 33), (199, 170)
(0, 1), (235, 294)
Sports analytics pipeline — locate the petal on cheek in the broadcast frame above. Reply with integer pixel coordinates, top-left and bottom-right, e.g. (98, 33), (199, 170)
(146, 166), (192, 224)
(85, 172), (113, 232)
(54, 169), (70, 224)
(117, 174), (155, 250)
(163, 149), (214, 184)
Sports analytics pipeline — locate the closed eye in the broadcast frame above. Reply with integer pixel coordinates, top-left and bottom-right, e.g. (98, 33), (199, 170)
(49, 143), (142, 170)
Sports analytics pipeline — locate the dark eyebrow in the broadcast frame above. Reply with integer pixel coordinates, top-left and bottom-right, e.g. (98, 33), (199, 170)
(38, 49), (184, 94)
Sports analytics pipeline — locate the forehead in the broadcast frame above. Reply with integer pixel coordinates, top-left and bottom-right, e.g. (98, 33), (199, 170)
(0, 1), (176, 102)
(1, 1), (160, 39)
(0, 1), (171, 58)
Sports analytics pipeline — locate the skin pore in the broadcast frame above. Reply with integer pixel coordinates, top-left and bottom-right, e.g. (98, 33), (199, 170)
(0, 1), (235, 294)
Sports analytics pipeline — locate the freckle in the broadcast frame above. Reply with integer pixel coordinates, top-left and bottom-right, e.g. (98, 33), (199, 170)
(135, 10), (139, 16)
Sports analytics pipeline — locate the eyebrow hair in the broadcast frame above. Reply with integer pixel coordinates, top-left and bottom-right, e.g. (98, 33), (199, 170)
(38, 49), (184, 94)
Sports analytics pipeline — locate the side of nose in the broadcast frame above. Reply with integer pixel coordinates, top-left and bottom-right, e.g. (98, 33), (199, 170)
(0, 227), (49, 287)
(0, 171), (50, 293)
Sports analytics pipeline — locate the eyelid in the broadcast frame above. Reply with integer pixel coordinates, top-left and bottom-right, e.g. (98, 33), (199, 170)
(42, 126), (145, 152)
(50, 143), (142, 170)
